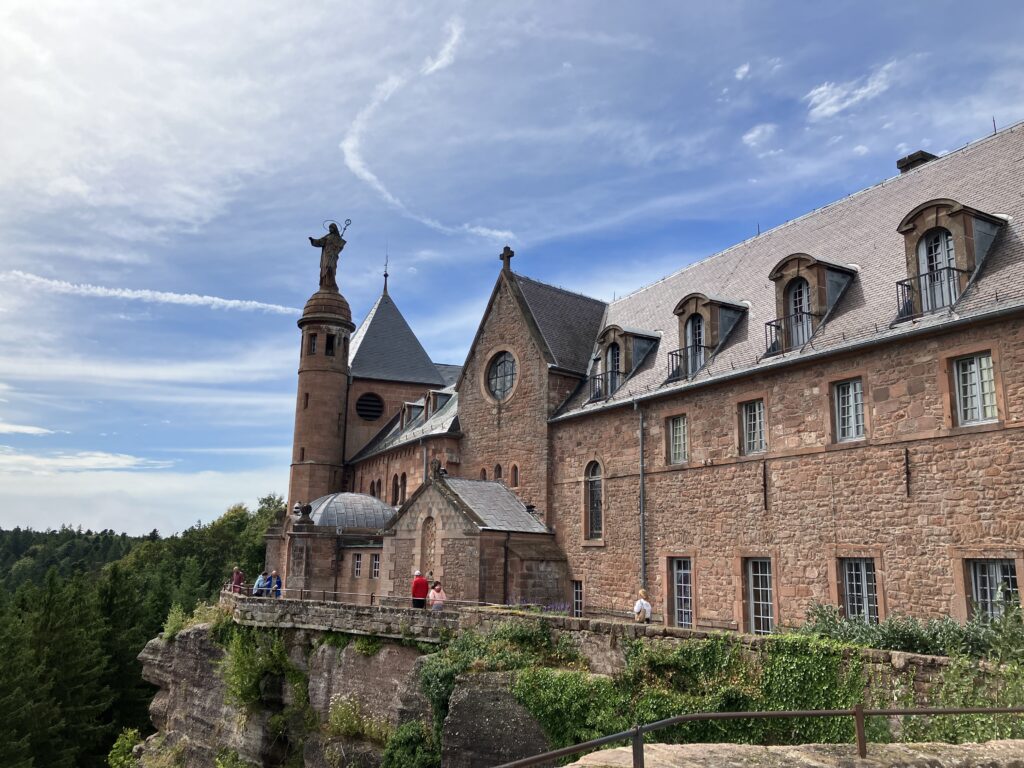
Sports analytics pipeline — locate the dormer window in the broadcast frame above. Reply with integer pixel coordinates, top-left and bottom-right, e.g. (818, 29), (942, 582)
(765, 254), (855, 355)
(896, 199), (1005, 320)
(591, 326), (658, 400)
(669, 294), (746, 380)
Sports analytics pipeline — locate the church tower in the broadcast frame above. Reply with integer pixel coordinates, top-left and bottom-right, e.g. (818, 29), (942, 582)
(287, 225), (355, 513)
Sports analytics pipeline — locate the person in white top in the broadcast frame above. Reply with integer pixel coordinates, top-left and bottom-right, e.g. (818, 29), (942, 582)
(633, 589), (652, 624)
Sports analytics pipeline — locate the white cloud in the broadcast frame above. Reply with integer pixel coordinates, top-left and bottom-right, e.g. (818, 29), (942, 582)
(0, 421), (53, 435)
(0, 271), (300, 315)
(0, 445), (172, 474)
(734, 62), (750, 80)
(853, 144), (869, 156)
(804, 60), (900, 121)
(340, 17), (515, 242)
(742, 123), (778, 148)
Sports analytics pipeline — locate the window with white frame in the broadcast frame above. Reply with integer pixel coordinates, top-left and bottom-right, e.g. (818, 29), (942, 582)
(585, 461), (603, 539)
(571, 580), (583, 618)
(833, 379), (865, 441)
(371, 553), (380, 580)
(955, 352), (997, 425)
(841, 558), (879, 623)
(669, 415), (688, 464)
(352, 553), (362, 578)
(970, 559), (1018, 619)
(746, 558), (773, 635)
(671, 558), (693, 628)
(741, 399), (766, 454)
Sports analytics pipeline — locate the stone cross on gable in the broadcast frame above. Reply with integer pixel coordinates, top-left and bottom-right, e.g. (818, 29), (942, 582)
(500, 245), (514, 272)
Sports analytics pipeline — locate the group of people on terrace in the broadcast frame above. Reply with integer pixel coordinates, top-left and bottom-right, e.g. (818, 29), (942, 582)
(228, 566), (281, 597)
(411, 569), (447, 610)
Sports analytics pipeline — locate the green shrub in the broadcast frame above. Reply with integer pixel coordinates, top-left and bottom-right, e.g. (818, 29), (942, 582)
(353, 636), (383, 656)
(325, 694), (393, 744)
(513, 668), (629, 748)
(214, 750), (257, 768)
(219, 627), (291, 711)
(108, 727), (142, 768)
(161, 604), (187, 641)
(381, 721), (440, 768)
(320, 632), (351, 650)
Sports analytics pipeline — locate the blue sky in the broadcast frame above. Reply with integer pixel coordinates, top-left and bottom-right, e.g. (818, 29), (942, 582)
(2, 1), (1023, 534)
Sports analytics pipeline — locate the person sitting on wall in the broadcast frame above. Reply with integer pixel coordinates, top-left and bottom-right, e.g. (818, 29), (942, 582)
(253, 571), (268, 597)
(411, 570), (429, 609)
(230, 566), (244, 594)
(633, 589), (652, 624)
(270, 570), (282, 598)
(428, 581), (447, 611)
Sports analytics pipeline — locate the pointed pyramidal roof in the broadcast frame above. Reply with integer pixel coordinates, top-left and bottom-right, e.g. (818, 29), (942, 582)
(349, 292), (446, 385)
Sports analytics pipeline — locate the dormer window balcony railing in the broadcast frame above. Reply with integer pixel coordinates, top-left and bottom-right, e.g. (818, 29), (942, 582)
(667, 345), (712, 381)
(896, 266), (970, 319)
(589, 370), (624, 401)
(765, 310), (821, 355)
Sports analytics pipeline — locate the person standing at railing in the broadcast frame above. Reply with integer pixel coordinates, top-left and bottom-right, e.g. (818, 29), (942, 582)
(633, 589), (652, 624)
(230, 566), (245, 594)
(428, 581), (447, 611)
(269, 570), (282, 598)
(411, 570), (429, 609)
(253, 571), (268, 597)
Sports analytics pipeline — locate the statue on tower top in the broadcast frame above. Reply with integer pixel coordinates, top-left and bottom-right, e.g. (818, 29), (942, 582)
(309, 220), (349, 290)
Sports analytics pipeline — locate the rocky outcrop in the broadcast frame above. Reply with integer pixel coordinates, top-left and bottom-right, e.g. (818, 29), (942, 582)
(138, 626), (283, 767)
(569, 740), (1024, 767)
(442, 672), (552, 768)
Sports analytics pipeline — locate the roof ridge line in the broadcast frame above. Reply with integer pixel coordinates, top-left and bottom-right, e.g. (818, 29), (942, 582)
(609, 119), (1024, 306)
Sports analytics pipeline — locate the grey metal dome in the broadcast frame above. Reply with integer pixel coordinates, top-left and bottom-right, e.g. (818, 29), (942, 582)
(308, 492), (396, 531)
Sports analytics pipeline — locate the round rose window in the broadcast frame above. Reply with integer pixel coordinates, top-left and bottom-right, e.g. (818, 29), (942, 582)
(487, 351), (516, 401)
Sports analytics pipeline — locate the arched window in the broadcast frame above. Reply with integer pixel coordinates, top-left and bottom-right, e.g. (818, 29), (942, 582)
(585, 461), (603, 540)
(918, 228), (957, 311)
(494, 464), (502, 481)
(368, 480), (375, 498)
(391, 474), (400, 505)
(376, 479), (382, 498)
(606, 343), (621, 392)
(685, 314), (705, 374)
(421, 516), (436, 577)
(487, 351), (517, 401)
(480, 468), (487, 480)
(400, 473), (407, 503)
(787, 277), (812, 348)
(511, 465), (520, 487)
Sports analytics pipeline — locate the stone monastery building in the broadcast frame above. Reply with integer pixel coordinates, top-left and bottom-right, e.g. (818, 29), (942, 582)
(266, 124), (1024, 632)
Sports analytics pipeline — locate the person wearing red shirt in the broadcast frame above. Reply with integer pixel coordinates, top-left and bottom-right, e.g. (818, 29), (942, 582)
(411, 570), (429, 609)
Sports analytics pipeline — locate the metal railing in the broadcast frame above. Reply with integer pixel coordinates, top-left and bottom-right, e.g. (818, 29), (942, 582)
(222, 585), (501, 611)
(589, 370), (624, 401)
(495, 703), (1024, 767)
(764, 311), (819, 355)
(896, 266), (970, 319)
(666, 345), (712, 381)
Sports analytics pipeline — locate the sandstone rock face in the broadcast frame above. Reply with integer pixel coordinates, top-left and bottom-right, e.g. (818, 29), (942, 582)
(138, 626), (282, 767)
(569, 740), (1024, 767)
(442, 672), (551, 768)
(308, 640), (428, 726)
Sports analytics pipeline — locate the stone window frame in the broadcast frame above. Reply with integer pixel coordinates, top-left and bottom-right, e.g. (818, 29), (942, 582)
(950, 546), (1024, 622)
(511, 464), (520, 487)
(661, 553), (698, 629)
(733, 551), (779, 635)
(494, 464), (503, 481)
(734, 392), (769, 457)
(325, 333), (336, 357)
(671, 293), (747, 378)
(371, 553), (381, 580)
(571, 579), (584, 618)
(767, 255), (826, 337)
(352, 552), (362, 578)
(581, 458), (605, 547)
(664, 410), (690, 466)
(479, 345), (522, 405)
(823, 368), (871, 446)
(936, 339), (1006, 434)
(826, 546), (887, 623)
(306, 332), (318, 355)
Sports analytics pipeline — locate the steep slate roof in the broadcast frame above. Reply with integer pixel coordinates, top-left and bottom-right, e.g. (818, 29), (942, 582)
(444, 478), (549, 533)
(513, 274), (608, 375)
(309, 492), (397, 530)
(349, 292), (445, 386)
(434, 363), (462, 386)
(350, 387), (460, 463)
(555, 123), (1024, 419)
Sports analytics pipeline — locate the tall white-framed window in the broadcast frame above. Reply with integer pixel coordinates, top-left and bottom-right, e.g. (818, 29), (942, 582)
(746, 558), (774, 635)
(685, 314), (705, 374)
(352, 553), (363, 578)
(671, 557), (693, 628)
(371, 553), (380, 579)
(741, 399), (766, 454)
(955, 352), (997, 425)
(969, 559), (1018, 619)
(607, 343), (621, 392)
(571, 580), (584, 618)
(585, 461), (603, 539)
(787, 277), (812, 348)
(833, 379), (865, 441)
(918, 228), (957, 312)
(841, 558), (879, 623)
(669, 415), (688, 465)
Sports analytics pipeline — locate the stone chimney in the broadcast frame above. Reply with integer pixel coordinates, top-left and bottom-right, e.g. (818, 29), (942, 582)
(896, 150), (938, 174)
